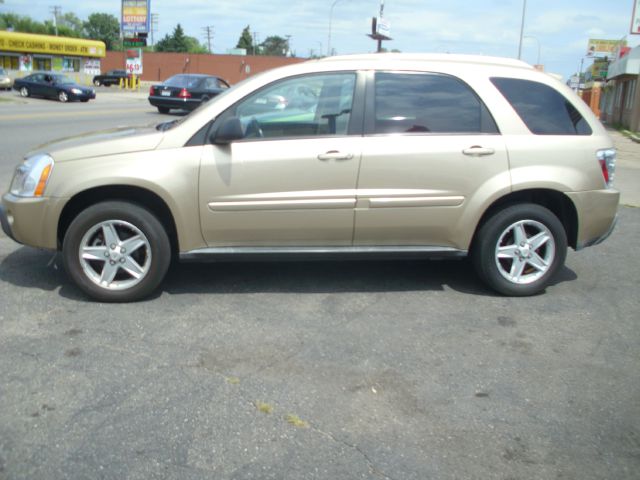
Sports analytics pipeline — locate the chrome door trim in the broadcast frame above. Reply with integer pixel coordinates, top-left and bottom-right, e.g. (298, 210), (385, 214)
(207, 198), (356, 211)
(180, 245), (467, 261)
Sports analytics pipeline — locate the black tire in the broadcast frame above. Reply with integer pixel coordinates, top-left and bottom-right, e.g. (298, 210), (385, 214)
(19, 86), (29, 97)
(58, 90), (69, 103)
(157, 106), (170, 114)
(62, 201), (171, 302)
(472, 203), (567, 296)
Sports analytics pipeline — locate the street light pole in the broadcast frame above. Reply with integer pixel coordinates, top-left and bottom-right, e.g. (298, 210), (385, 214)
(523, 35), (540, 65)
(327, 0), (344, 57)
(517, 0), (527, 59)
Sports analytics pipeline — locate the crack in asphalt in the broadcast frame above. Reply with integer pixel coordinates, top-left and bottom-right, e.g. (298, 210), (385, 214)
(312, 425), (397, 480)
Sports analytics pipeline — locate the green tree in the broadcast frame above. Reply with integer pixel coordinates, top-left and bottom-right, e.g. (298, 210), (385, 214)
(83, 13), (120, 50)
(236, 25), (254, 54)
(259, 35), (288, 56)
(0, 13), (48, 34)
(155, 24), (190, 52)
(185, 36), (208, 54)
(58, 12), (83, 36)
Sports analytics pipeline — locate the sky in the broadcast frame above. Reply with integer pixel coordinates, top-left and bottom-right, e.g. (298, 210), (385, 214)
(2, 0), (639, 80)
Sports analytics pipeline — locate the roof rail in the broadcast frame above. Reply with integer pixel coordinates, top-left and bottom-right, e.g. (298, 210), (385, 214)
(318, 53), (533, 70)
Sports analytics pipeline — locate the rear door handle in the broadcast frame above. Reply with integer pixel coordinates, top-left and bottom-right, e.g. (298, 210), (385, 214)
(462, 146), (495, 157)
(317, 151), (354, 161)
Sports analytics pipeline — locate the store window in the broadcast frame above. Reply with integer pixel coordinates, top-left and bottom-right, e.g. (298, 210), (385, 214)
(626, 80), (636, 110)
(63, 58), (80, 72)
(34, 57), (52, 71)
(0, 55), (19, 70)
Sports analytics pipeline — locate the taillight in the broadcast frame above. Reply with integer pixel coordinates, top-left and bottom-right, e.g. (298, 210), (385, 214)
(596, 148), (616, 188)
(149, 86), (155, 95)
(178, 88), (191, 99)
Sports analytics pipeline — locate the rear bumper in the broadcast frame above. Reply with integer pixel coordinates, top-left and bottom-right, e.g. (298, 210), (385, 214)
(567, 188), (620, 250)
(148, 95), (201, 111)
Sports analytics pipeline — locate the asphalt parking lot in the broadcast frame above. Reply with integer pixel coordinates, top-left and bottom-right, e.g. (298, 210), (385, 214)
(0, 90), (639, 480)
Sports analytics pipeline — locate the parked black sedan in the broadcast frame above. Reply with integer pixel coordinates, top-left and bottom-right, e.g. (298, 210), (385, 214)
(148, 74), (230, 113)
(13, 73), (96, 103)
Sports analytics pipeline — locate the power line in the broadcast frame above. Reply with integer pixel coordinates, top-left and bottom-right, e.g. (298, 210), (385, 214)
(202, 25), (214, 53)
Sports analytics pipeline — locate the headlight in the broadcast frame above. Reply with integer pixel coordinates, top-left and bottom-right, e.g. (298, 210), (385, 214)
(71, 88), (82, 94)
(10, 154), (54, 197)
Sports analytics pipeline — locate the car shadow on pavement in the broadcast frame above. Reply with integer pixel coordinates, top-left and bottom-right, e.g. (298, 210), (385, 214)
(0, 246), (578, 301)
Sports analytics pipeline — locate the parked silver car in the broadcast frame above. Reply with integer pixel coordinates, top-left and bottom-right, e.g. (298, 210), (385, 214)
(0, 68), (12, 90)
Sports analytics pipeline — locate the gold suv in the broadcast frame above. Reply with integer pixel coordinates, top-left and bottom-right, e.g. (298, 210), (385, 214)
(0, 54), (619, 301)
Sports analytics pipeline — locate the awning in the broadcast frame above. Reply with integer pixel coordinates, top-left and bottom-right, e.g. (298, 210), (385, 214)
(0, 31), (106, 58)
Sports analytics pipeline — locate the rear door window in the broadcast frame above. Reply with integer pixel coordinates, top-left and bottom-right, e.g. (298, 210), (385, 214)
(370, 72), (498, 134)
(491, 77), (592, 135)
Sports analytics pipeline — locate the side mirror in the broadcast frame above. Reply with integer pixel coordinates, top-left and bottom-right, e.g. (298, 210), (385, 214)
(210, 116), (244, 145)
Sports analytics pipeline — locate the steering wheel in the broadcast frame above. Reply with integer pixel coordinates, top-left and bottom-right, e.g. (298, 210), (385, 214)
(245, 117), (264, 138)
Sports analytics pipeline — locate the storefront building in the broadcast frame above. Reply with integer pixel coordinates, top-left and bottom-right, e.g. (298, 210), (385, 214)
(0, 31), (105, 77)
(600, 46), (640, 132)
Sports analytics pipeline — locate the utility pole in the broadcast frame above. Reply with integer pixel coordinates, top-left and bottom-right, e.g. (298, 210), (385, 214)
(285, 34), (292, 56)
(328, 0), (345, 57)
(150, 13), (159, 46)
(50, 5), (62, 36)
(202, 25), (214, 53)
(517, 0), (527, 60)
(252, 31), (259, 55)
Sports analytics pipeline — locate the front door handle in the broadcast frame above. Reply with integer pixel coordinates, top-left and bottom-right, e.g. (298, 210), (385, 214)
(317, 151), (354, 161)
(462, 146), (495, 157)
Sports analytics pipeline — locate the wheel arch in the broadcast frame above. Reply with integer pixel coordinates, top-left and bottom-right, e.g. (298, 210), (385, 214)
(57, 185), (179, 256)
(471, 189), (578, 251)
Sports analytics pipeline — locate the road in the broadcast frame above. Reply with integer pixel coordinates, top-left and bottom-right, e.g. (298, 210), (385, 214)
(0, 90), (639, 480)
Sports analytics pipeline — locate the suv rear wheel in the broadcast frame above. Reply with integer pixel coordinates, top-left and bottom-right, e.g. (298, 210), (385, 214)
(62, 201), (171, 302)
(472, 203), (567, 296)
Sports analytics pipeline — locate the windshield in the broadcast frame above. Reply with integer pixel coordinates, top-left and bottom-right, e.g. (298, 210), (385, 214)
(163, 75), (202, 88)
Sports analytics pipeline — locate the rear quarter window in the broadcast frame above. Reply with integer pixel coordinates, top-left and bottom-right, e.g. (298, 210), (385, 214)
(491, 77), (591, 135)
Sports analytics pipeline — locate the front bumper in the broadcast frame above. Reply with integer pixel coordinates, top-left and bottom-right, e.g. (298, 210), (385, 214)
(0, 204), (15, 241)
(69, 91), (96, 101)
(0, 194), (66, 249)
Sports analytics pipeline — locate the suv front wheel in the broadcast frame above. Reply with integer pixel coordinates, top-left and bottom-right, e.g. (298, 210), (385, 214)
(62, 201), (171, 302)
(472, 203), (567, 296)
